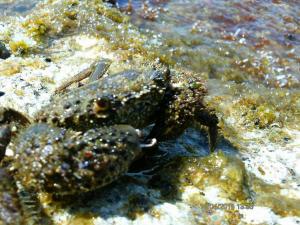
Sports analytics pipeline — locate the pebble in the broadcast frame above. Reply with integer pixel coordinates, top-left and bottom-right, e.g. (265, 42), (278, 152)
(0, 42), (11, 59)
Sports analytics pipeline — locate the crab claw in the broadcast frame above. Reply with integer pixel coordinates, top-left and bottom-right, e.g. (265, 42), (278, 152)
(140, 138), (157, 149)
(135, 129), (143, 138)
(135, 129), (157, 148)
(0, 125), (11, 161)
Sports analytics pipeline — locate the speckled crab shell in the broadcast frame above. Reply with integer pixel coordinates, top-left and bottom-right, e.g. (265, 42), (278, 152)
(36, 63), (171, 131)
(9, 124), (142, 195)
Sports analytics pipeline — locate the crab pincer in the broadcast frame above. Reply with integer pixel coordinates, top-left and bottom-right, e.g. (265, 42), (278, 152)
(9, 123), (155, 195)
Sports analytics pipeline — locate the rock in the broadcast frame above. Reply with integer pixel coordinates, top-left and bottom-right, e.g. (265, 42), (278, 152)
(0, 42), (11, 59)
(104, 0), (117, 5)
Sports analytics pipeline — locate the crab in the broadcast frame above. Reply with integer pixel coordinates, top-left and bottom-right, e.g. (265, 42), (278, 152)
(0, 60), (218, 223)
(35, 61), (218, 150)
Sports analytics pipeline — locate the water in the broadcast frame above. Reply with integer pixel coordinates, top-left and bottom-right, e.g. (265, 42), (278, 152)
(0, 0), (39, 16)
(120, 0), (299, 86)
(117, 0), (299, 131)
(0, 0), (299, 224)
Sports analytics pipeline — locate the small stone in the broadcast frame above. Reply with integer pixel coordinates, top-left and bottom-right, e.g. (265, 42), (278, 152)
(45, 57), (52, 62)
(285, 33), (296, 41)
(104, 0), (116, 5)
(283, 137), (290, 142)
(0, 41), (11, 59)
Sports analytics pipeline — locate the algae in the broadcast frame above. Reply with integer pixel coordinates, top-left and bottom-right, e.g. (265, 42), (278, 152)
(151, 150), (300, 220)
(1, 0), (168, 64)
(251, 177), (300, 217)
(0, 0), (299, 224)
(9, 40), (29, 55)
(124, 193), (155, 220)
(150, 151), (251, 203)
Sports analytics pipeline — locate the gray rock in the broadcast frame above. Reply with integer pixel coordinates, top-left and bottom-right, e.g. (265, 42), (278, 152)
(0, 42), (10, 59)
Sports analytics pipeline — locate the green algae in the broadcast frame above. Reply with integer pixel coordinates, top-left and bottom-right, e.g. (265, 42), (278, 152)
(66, 212), (95, 225)
(96, 3), (128, 23)
(2, 0), (169, 64)
(1, 0), (299, 223)
(149, 152), (250, 224)
(9, 40), (30, 55)
(257, 195), (300, 217)
(232, 98), (277, 129)
(124, 193), (156, 220)
(251, 177), (300, 217)
(150, 151), (251, 203)
(22, 17), (49, 39)
(180, 151), (251, 203)
(0, 61), (21, 76)
(267, 128), (292, 145)
(151, 151), (300, 219)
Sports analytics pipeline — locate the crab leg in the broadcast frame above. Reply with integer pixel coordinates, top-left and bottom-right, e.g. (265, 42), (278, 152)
(0, 125), (11, 161)
(54, 59), (111, 94)
(88, 59), (111, 82)
(195, 108), (219, 152)
(16, 181), (53, 225)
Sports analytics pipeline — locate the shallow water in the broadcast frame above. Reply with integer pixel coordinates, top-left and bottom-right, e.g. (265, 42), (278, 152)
(119, 0), (300, 89)
(117, 0), (300, 138)
(0, 0), (39, 16)
(0, 0), (299, 224)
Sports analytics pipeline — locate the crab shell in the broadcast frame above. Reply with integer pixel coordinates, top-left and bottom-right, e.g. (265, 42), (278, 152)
(36, 64), (170, 131)
(9, 124), (142, 195)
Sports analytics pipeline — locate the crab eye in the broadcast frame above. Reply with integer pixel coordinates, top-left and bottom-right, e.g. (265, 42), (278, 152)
(93, 98), (110, 114)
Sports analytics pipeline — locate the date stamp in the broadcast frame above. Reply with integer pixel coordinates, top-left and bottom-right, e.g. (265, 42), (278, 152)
(206, 203), (254, 211)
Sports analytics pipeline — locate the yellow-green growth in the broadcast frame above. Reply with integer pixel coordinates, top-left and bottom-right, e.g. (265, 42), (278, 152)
(22, 17), (49, 38)
(96, 4), (128, 23)
(9, 40), (30, 55)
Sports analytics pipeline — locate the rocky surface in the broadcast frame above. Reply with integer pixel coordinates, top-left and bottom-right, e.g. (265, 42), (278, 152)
(0, 0), (299, 224)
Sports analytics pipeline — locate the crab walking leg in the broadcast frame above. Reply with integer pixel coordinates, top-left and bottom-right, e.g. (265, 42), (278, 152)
(88, 59), (112, 82)
(54, 59), (111, 94)
(0, 125), (11, 161)
(0, 107), (31, 126)
(195, 108), (219, 152)
(16, 181), (53, 225)
(0, 170), (19, 224)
